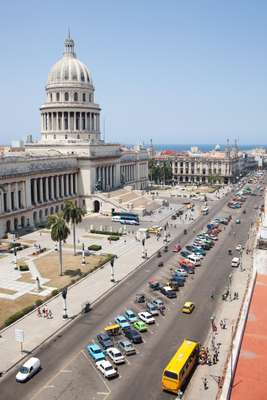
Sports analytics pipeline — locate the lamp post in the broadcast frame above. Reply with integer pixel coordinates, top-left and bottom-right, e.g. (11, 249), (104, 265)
(62, 287), (68, 319)
(110, 257), (115, 283)
(81, 242), (85, 265)
(228, 273), (232, 300)
(141, 238), (147, 259)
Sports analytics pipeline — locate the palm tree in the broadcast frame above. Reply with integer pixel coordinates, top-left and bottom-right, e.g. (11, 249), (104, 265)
(48, 213), (70, 276)
(63, 200), (86, 256)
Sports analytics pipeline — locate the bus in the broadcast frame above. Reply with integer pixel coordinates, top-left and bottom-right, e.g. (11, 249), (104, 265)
(111, 212), (140, 225)
(162, 339), (199, 394)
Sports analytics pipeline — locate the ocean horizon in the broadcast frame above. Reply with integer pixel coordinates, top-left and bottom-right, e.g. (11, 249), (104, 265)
(150, 144), (267, 152)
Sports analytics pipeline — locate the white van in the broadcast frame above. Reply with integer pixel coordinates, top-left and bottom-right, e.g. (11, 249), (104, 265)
(16, 357), (41, 382)
(186, 254), (201, 266)
(231, 257), (240, 268)
(201, 207), (209, 215)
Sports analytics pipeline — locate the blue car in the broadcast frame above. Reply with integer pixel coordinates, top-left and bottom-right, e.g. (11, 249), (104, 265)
(115, 315), (131, 330)
(86, 343), (106, 362)
(124, 309), (138, 323)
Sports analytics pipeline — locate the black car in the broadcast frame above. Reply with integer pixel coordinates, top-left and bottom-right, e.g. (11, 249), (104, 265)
(96, 333), (113, 349)
(124, 328), (143, 344)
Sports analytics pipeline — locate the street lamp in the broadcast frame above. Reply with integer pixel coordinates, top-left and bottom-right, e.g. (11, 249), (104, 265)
(228, 273), (232, 300)
(141, 239), (147, 259)
(81, 242), (85, 265)
(110, 257), (115, 283)
(62, 287), (68, 319)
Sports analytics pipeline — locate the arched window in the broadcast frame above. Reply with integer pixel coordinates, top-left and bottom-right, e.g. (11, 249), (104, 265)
(83, 93), (86, 102)
(64, 92), (69, 101)
(50, 93), (52, 102)
(81, 72), (85, 81)
(74, 92), (78, 101)
(56, 92), (60, 101)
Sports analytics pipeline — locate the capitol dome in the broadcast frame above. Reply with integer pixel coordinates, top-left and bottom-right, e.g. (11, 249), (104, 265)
(47, 35), (92, 86)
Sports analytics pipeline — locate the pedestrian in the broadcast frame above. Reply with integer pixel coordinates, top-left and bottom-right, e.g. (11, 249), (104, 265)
(37, 307), (42, 318)
(124, 239), (126, 244)
(213, 354), (217, 364)
(48, 309), (53, 319)
(45, 307), (49, 318)
(42, 307), (47, 318)
(203, 377), (208, 390)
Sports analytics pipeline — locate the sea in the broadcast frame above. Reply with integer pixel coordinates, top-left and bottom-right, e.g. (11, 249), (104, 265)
(151, 144), (266, 152)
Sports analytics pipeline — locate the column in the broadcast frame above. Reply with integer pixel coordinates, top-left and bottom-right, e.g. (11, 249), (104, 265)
(7, 184), (11, 211)
(66, 174), (69, 196)
(56, 176), (59, 199)
(39, 178), (43, 203)
(33, 179), (38, 204)
(45, 177), (49, 202)
(79, 113), (82, 132)
(69, 174), (73, 195)
(61, 175), (64, 197)
(74, 173), (77, 194)
(68, 112), (71, 132)
(50, 176), (53, 200)
(14, 183), (18, 209)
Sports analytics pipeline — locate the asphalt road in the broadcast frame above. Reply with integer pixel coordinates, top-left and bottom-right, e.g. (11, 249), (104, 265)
(0, 183), (263, 400)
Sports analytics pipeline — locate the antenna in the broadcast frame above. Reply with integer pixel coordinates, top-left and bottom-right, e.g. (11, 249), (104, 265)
(68, 27), (71, 39)
(103, 117), (106, 142)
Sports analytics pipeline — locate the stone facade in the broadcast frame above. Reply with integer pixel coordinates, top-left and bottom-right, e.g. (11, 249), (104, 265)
(0, 36), (148, 237)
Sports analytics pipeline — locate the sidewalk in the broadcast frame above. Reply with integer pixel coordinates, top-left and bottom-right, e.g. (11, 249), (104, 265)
(184, 223), (258, 400)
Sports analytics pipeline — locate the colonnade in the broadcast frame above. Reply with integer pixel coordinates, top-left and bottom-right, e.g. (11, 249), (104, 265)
(96, 165), (116, 191)
(120, 164), (136, 183)
(41, 111), (100, 132)
(30, 173), (78, 205)
(0, 181), (26, 213)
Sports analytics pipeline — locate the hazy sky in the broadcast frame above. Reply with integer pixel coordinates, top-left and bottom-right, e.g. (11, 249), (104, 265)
(1, 0), (267, 145)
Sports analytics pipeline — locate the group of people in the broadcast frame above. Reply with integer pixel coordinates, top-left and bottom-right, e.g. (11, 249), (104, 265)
(37, 306), (53, 319)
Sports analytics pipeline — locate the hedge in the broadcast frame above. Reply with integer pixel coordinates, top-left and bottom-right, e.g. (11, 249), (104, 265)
(90, 230), (122, 236)
(108, 236), (120, 241)
(88, 244), (102, 251)
(5, 304), (35, 326)
(64, 268), (82, 277)
(19, 264), (29, 271)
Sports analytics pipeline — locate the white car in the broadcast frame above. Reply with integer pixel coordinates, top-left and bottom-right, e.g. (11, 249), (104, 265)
(16, 357), (41, 382)
(138, 311), (155, 324)
(96, 360), (118, 379)
(106, 347), (125, 365)
(236, 244), (242, 252)
(175, 268), (188, 277)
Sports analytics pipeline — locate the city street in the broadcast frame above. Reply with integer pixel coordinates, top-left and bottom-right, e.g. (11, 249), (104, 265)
(0, 187), (263, 400)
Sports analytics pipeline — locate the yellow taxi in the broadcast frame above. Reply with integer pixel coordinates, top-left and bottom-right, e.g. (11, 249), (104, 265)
(182, 302), (195, 314)
(147, 226), (162, 235)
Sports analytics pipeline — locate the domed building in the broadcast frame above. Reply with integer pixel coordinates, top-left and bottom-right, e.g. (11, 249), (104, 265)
(0, 36), (149, 237)
(40, 35), (101, 145)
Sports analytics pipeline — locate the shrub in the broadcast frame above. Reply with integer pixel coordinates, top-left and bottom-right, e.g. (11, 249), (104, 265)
(64, 268), (82, 277)
(5, 304), (35, 326)
(88, 244), (102, 251)
(90, 230), (122, 236)
(35, 299), (43, 307)
(19, 264), (29, 271)
(51, 289), (59, 296)
(108, 236), (120, 241)
(9, 242), (21, 249)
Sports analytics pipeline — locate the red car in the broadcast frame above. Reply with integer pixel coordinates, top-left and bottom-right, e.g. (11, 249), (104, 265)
(172, 244), (181, 253)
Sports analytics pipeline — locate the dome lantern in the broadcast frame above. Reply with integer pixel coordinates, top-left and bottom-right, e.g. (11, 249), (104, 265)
(64, 31), (76, 57)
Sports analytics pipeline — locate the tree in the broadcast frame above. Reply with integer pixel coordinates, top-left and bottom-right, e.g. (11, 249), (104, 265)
(48, 213), (70, 276)
(63, 200), (86, 256)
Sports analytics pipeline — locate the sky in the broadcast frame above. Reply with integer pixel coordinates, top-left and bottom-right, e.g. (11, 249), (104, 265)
(1, 0), (267, 145)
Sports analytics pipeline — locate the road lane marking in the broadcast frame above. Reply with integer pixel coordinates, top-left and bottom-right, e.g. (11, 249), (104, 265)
(61, 369), (72, 373)
(30, 350), (83, 400)
(97, 392), (109, 395)
(81, 350), (111, 396)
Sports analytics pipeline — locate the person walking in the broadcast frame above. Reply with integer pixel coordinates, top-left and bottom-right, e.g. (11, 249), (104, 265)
(48, 309), (53, 319)
(37, 307), (42, 318)
(203, 377), (208, 390)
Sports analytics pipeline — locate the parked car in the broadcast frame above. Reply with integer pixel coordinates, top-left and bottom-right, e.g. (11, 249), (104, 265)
(133, 320), (147, 332)
(115, 315), (131, 330)
(124, 309), (138, 323)
(16, 357), (41, 383)
(124, 327), (143, 344)
(138, 311), (155, 324)
(172, 244), (181, 253)
(180, 250), (193, 258)
(118, 339), (136, 356)
(96, 360), (118, 379)
(106, 347), (125, 365)
(175, 268), (188, 277)
(96, 333), (113, 349)
(86, 343), (106, 362)
(160, 286), (177, 298)
(146, 302), (159, 316)
(151, 298), (165, 310)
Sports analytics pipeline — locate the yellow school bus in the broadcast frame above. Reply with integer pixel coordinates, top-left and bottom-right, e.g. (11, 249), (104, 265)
(162, 339), (199, 394)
